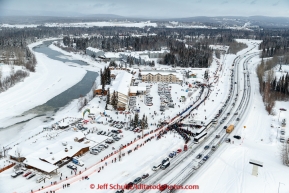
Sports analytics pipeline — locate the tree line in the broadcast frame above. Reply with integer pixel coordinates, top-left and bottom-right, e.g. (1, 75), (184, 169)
(0, 67), (29, 92)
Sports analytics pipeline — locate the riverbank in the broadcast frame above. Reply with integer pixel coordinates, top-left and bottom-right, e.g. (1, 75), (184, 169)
(49, 43), (107, 71)
(0, 40), (87, 128)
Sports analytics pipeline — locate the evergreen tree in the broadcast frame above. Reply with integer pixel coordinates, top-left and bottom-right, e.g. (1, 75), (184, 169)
(103, 67), (107, 81)
(106, 67), (111, 84)
(101, 76), (105, 94)
(106, 88), (110, 105)
(141, 114), (145, 131)
(134, 113), (139, 128)
(100, 69), (104, 85)
(111, 91), (118, 110)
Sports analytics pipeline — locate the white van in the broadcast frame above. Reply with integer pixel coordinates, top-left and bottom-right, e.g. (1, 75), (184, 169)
(36, 176), (44, 183)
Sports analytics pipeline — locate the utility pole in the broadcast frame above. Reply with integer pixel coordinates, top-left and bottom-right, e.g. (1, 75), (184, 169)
(278, 182), (284, 193)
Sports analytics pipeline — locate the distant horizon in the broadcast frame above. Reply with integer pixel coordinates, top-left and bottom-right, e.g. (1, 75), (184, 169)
(1, 12), (289, 20)
(0, 0), (288, 18)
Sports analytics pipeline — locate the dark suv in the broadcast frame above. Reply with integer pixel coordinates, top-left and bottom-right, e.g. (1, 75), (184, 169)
(233, 135), (241, 140)
(11, 171), (23, 178)
(133, 177), (142, 184)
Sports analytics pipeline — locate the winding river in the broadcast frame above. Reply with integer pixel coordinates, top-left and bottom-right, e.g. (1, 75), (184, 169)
(0, 40), (98, 145)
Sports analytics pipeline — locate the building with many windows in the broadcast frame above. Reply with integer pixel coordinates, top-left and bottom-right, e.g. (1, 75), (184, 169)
(86, 47), (105, 58)
(140, 70), (183, 83)
(109, 70), (132, 110)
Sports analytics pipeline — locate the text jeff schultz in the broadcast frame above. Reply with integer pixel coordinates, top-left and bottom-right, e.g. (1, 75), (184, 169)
(94, 183), (199, 190)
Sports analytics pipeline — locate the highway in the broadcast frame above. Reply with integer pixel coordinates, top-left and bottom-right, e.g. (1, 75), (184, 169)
(141, 47), (259, 193)
(165, 52), (260, 193)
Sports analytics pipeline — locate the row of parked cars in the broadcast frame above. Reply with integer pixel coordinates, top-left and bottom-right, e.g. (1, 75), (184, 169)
(116, 173), (150, 192)
(169, 148), (182, 158)
(90, 143), (109, 155)
(129, 96), (137, 108)
(125, 126), (141, 133)
(215, 69), (236, 124)
(108, 120), (126, 129)
(144, 93), (153, 106)
(11, 169), (46, 183)
(97, 130), (121, 140)
(11, 170), (36, 179)
(152, 157), (170, 171)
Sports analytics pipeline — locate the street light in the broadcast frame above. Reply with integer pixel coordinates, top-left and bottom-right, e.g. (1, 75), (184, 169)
(278, 182), (285, 193)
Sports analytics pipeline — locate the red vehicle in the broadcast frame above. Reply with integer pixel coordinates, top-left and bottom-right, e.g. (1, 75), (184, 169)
(159, 184), (168, 191)
(118, 130), (122, 133)
(184, 144), (188, 151)
(23, 171), (32, 177)
(177, 149), (182, 153)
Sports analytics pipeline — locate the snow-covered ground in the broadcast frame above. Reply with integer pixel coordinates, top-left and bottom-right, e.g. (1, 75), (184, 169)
(49, 44), (108, 70)
(0, 64), (27, 81)
(272, 64), (289, 80)
(0, 24), (38, 28)
(0, 40), (226, 193)
(186, 40), (289, 193)
(209, 45), (229, 52)
(0, 40), (87, 128)
(0, 21), (157, 29)
(2, 39), (288, 193)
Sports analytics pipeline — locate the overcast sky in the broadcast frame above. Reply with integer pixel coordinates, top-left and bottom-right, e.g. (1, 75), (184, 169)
(0, 0), (289, 18)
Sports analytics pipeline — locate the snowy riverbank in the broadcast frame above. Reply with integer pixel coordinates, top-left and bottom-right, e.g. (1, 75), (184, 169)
(0, 40), (87, 128)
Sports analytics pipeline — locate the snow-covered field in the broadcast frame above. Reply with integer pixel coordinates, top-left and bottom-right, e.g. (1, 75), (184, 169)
(0, 24), (38, 28)
(1, 39), (288, 193)
(0, 64), (27, 81)
(0, 21), (157, 29)
(0, 39), (224, 193)
(272, 64), (289, 80)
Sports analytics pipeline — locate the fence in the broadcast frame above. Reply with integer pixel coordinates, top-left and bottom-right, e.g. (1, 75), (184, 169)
(0, 162), (16, 173)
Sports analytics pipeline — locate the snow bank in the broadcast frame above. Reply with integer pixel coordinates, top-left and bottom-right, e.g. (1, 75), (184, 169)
(0, 64), (26, 81)
(45, 21), (157, 28)
(0, 40), (87, 128)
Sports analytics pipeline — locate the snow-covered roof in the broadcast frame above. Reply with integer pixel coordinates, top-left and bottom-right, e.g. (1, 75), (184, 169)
(130, 86), (138, 93)
(97, 85), (110, 90)
(104, 52), (120, 59)
(9, 130), (88, 165)
(140, 55), (150, 60)
(38, 140), (89, 165)
(130, 86), (148, 93)
(86, 47), (102, 53)
(23, 157), (58, 173)
(137, 86), (146, 91)
(110, 70), (132, 96)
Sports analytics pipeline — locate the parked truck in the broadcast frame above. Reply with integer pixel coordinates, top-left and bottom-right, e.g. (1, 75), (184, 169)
(226, 125), (234, 133)
(72, 157), (84, 167)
